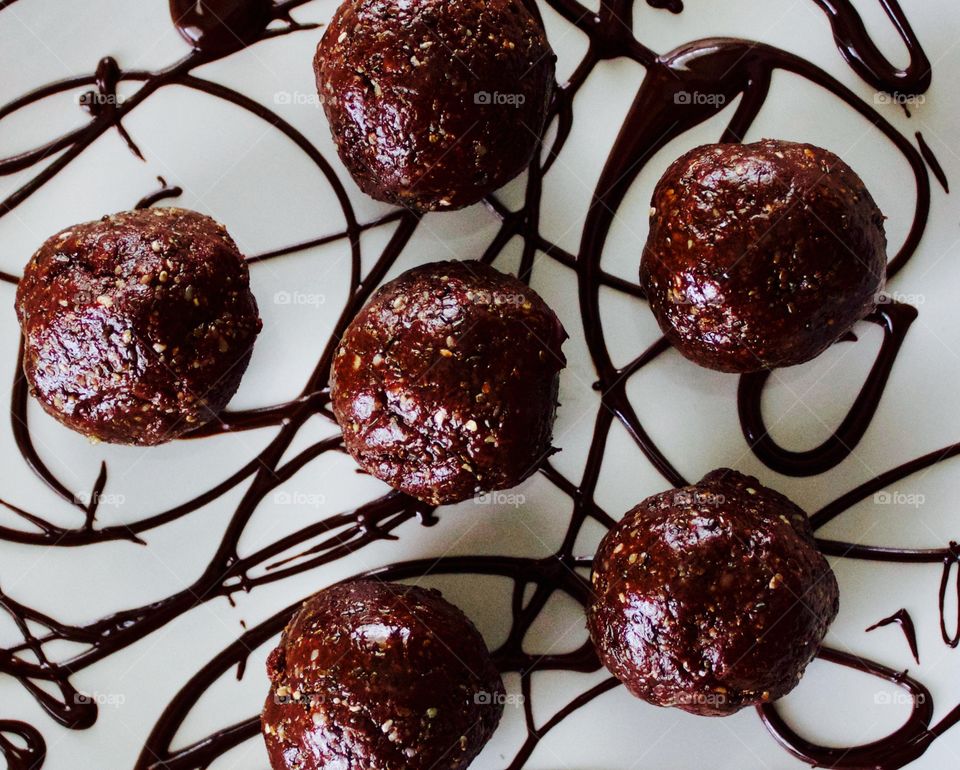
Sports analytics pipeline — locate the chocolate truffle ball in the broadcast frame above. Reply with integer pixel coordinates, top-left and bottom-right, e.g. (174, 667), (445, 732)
(331, 260), (566, 505)
(640, 140), (886, 372)
(14, 208), (261, 445)
(314, 0), (556, 211)
(262, 580), (504, 769)
(587, 469), (839, 716)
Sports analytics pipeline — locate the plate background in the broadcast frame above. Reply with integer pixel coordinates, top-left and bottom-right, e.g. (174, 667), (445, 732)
(1, 0), (959, 767)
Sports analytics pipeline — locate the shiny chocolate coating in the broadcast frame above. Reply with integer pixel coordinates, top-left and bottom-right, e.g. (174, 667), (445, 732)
(588, 469), (839, 716)
(314, 0), (556, 211)
(14, 208), (261, 445)
(330, 260), (566, 505)
(640, 140), (887, 372)
(262, 580), (504, 769)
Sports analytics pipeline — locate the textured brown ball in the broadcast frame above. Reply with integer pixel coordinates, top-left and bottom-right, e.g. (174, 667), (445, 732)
(330, 260), (566, 505)
(640, 139), (887, 372)
(262, 580), (504, 770)
(314, 0), (556, 211)
(14, 208), (261, 445)
(587, 469), (839, 716)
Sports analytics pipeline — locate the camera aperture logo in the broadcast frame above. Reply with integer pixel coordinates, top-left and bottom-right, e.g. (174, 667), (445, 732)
(474, 91), (526, 107)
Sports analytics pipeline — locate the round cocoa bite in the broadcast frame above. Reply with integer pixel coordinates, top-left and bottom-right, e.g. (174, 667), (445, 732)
(331, 260), (566, 505)
(14, 208), (261, 445)
(640, 139), (887, 372)
(314, 0), (556, 211)
(262, 580), (504, 769)
(587, 469), (839, 716)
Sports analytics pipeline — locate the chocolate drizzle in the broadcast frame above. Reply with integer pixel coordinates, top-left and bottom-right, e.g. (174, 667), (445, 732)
(134, 176), (184, 210)
(0, 1), (952, 768)
(868, 608), (921, 664)
(0, 721), (44, 770)
(738, 302), (919, 478)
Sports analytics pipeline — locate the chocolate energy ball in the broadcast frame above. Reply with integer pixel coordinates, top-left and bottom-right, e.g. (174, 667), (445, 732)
(640, 139), (887, 372)
(262, 580), (504, 770)
(587, 469), (839, 716)
(314, 0), (556, 211)
(14, 208), (261, 445)
(331, 260), (566, 505)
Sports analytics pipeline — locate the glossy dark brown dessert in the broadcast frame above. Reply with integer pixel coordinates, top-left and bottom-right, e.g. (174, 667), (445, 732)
(588, 469), (839, 716)
(262, 580), (504, 769)
(640, 139), (887, 372)
(330, 260), (567, 505)
(313, 0), (556, 211)
(14, 208), (261, 445)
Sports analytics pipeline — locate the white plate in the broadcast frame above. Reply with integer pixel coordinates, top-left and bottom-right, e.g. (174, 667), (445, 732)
(1, 0), (959, 767)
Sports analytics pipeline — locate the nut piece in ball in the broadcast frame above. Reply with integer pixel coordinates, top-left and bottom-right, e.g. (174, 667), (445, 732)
(14, 208), (262, 445)
(587, 469), (839, 716)
(331, 260), (567, 505)
(640, 139), (887, 372)
(262, 580), (504, 769)
(314, 0), (556, 211)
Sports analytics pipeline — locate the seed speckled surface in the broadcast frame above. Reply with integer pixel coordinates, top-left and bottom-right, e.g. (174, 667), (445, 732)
(314, 0), (556, 211)
(330, 260), (567, 505)
(587, 469), (840, 716)
(14, 207), (261, 445)
(262, 580), (504, 770)
(640, 139), (887, 372)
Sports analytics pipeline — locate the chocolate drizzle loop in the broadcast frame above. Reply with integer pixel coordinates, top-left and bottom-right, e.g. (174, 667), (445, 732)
(812, 0), (932, 95)
(0, 1), (953, 769)
(0, 720), (45, 770)
(738, 302), (919, 477)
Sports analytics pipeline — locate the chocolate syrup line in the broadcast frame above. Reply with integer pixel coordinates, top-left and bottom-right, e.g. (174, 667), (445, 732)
(0, 1), (953, 769)
(0, 721), (44, 770)
(812, 0), (932, 95)
(738, 302), (919, 478)
(916, 132), (950, 194)
(939, 546), (960, 649)
(868, 608), (921, 664)
(759, 645), (936, 769)
(133, 176), (183, 210)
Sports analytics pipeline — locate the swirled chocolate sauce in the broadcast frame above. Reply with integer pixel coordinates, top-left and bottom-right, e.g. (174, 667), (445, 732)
(0, 0), (954, 769)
